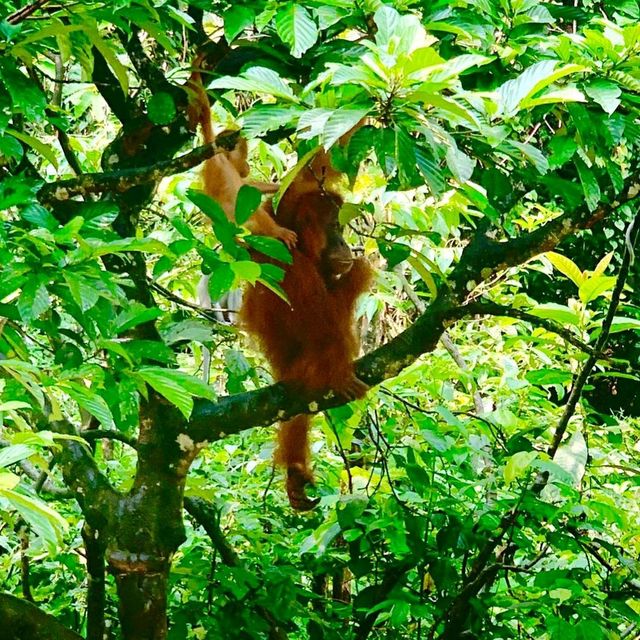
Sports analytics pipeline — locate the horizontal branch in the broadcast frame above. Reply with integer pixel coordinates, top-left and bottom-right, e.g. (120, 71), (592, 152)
(187, 187), (631, 443)
(450, 180), (640, 295)
(187, 294), (452, 443)
(0, 593), (82, 640)
(37, 135), (238, 205)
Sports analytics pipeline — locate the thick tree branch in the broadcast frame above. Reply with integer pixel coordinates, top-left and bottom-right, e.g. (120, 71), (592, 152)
(38, 140), (227, 205)
(450, 181), (640, 295)
(187, 187), (634, 446)
(91, 46), (132, 124)
(187, 294), (451, 443)
(49, 420), (120, 528)
(0, 593), (82, 640)
(125, 28), (178, 95)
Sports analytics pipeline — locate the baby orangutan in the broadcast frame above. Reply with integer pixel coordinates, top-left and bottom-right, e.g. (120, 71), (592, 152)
(187, 65), (297, 248)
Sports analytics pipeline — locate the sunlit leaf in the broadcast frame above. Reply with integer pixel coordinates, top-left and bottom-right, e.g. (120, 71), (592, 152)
(275, 3), (318, 58)
(545, 252), (584, 287)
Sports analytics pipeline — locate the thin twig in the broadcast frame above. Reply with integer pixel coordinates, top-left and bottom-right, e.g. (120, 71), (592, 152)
(459, 301), (602, 358)
(7, 0), (52, 24)
(547, 210), (640, 460)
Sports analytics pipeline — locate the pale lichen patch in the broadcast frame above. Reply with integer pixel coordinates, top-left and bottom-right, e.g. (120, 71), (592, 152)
(176, 433), (196, 452)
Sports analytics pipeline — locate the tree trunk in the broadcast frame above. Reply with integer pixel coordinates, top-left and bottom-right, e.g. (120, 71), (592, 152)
(82, 523), (107, 640)
(114, 568), (170, 640)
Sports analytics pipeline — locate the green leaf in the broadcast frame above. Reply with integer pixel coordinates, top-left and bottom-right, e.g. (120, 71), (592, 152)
(505, 140), (549, 175)
(273, 146), (319, 211)
(18, 280), (50, 322)
(224, 5), (255, 42)
(147, 92), (176, 125)
(545, 252), (584, 287)
(210, 67), (298, 103)
(408, 256), (437, 297)
(187, 189), (228, 226)
(445, 145), (475, 183)
(374, 5), (424, 56)
(498, 61), (586, 117)
(137, 367), (215, 419)
(504, 450), (539, 484)
(160, 319), (219, 346)
(522, 86), (585, 110)
(0, 59), (46, 119)
(3, 488), (68, 551)
(240, 104), (303, 138)
(235, 185), (261, 225)
(80, 237), (172, 258)
(244, 235), (293, 264)
(377, 240), (411, 269)
(86, 27), (129, 94)
(549, 588), (573, 603)
(7, 129), (58, 168)
(63, 383), (116, 430)
(258, 262), (286, 284)
(20, 204), (59, 230)
(415, 146), (445, 195)
(0, 471), (19, 490)
(115, 303), (163, 333)
(606, 317), (640, 334)
(585, 80), (621, 115)
(529, 303), (580, 326)
(231, 261), (261, 284)
(321, 107), (370, 150)
(0, 444), (36, 468)
(575, 159), (601, 212)
(414, 92), (478, 126)
(548, 136), (577, 169)
(578, 275), (616, 304)
(63, 272), (100, 311)
(525, 368), (573, 386)
(206, 262), (235, 300)
(275, 3), (318, 58)
(300, 521), (341, 556)
(0, 134), (23, 162)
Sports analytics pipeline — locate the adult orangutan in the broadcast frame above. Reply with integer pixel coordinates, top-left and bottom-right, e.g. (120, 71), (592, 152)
(240, 151), (373, 509)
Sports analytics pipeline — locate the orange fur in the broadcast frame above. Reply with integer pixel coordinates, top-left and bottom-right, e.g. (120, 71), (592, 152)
(186, 66), (297, 248)
(240, 169), (373, 509)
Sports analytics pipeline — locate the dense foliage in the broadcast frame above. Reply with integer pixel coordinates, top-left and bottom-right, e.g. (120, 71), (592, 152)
(0, 0), (639, 639)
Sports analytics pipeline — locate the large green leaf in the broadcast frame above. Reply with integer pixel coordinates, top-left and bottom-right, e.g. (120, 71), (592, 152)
(63, 382), (116, 430)
(275, 3), (318, 58)
(2, 488), (68, 552)
(545, 252), (584, 287)
(498, 61), (586, 117)
(235, 185), (262, 225)
(244, 236), (293, 264)
(137, 367), (216, 419)
(210, 67), (298, 103)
